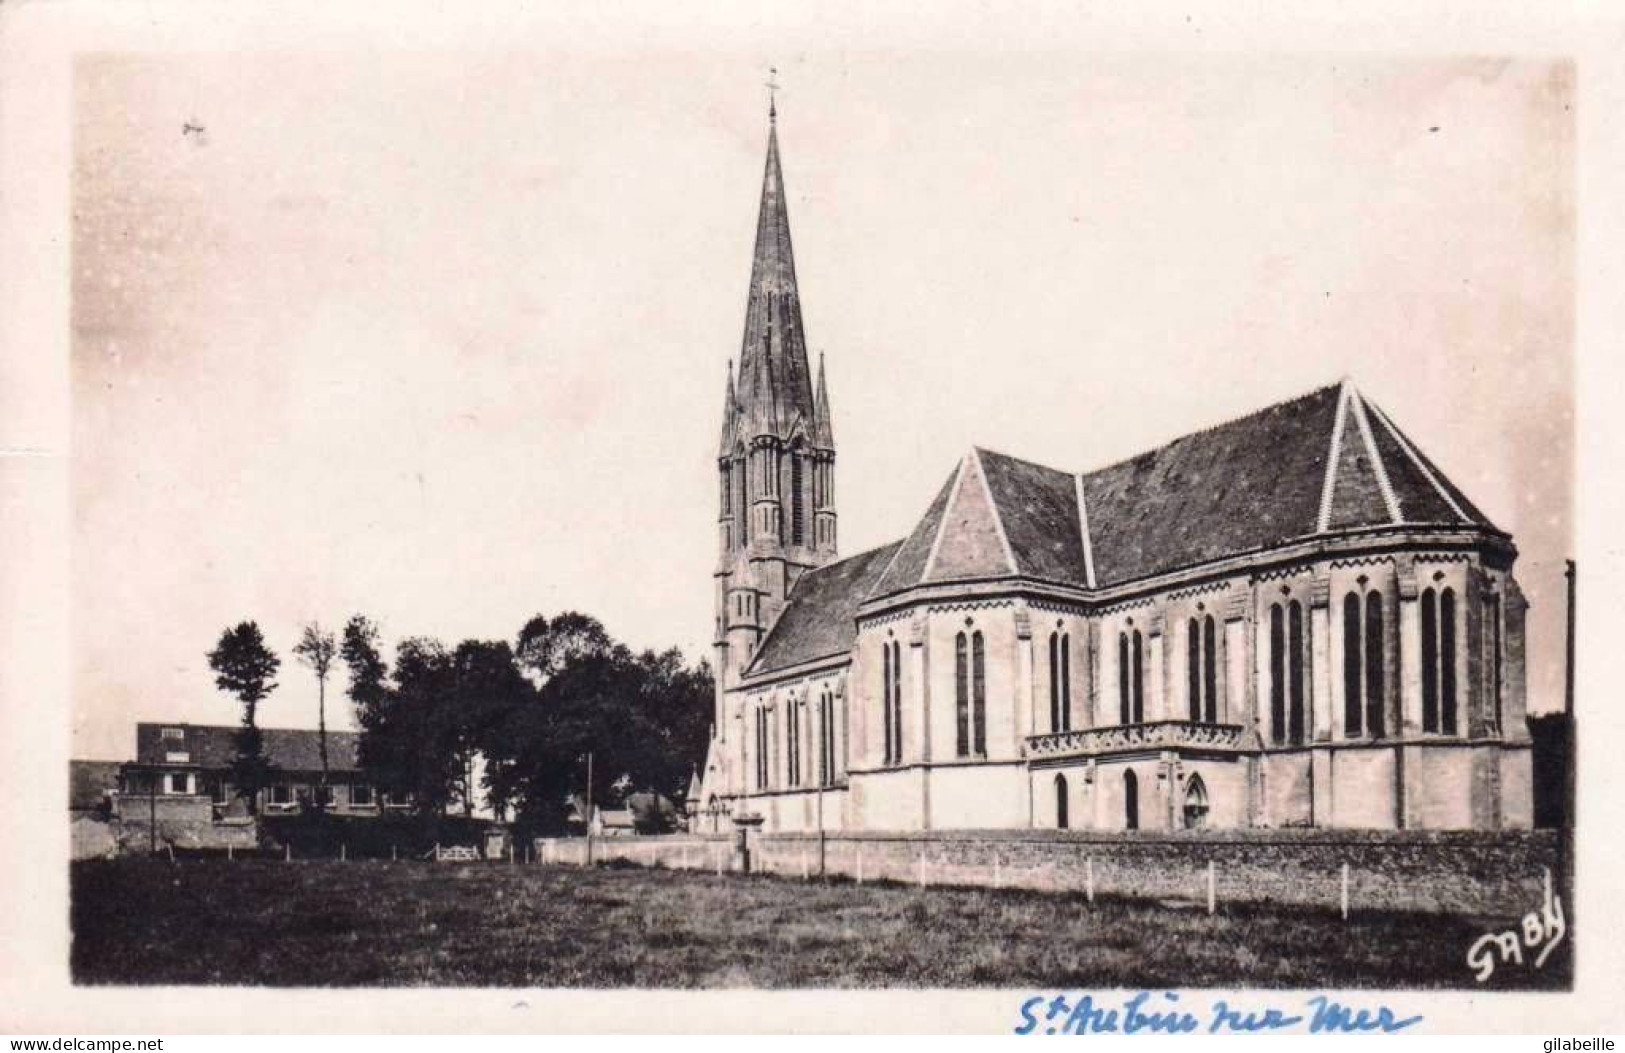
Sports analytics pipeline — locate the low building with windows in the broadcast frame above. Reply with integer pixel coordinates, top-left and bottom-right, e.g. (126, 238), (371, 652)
(116, 722), (407, 818)
(695, 107), (1532, 834)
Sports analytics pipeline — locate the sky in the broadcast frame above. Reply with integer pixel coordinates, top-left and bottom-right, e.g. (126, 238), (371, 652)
(70, 52), (1573, 759)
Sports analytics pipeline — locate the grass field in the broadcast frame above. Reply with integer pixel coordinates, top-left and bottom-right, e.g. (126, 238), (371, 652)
(70, 858), (1570, 989)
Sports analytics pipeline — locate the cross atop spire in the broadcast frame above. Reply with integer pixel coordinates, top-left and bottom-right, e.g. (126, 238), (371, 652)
(767, 65), (779, 122)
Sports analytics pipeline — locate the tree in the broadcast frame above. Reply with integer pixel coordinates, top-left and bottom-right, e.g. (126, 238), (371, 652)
(359, 636), (464, 820)
(341, 615), (389, 713)
(293, 621), (338, 804)
(514, 611), (613, 684)
(448, 639), (532, 820)
(502, 636), (713, 834)
(206, 621), (281, 813)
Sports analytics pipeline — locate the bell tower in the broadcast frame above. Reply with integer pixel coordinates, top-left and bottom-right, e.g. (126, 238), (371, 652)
(712, 100), (839, 726)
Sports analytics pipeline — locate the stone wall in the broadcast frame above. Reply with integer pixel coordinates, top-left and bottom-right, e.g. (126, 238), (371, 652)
(109, 794), (259, 852)
(537, 828), (1561, 917)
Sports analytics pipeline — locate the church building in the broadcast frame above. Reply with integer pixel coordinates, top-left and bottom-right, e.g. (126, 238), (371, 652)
(695, 106), (1534, 834)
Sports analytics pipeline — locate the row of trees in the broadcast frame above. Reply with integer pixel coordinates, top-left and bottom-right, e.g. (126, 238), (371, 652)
(205, 612), (713, 832)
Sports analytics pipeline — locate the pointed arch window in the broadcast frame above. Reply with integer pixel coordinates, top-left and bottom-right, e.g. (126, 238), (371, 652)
(1054, 774), (1070, 830)
(818, 688), (837, 786)
(881, 642), (895, 766)
(955, 630), (987, 757)
(1183, 774), (1210, 829)
(1048, 630), (1072, 733)
(1421, 586), (1459, 735)
(754, 707), (769, 790)
(1124, 769), (1140, 831)
(1118, 629), (1145, 725)
(786, 699), (801, 788)
(890, 641), (903, 763)
(1269, 602), (1307, 745)
(1342, 588), (1388, 738)
(1186, 615), (1219, 723)
(881, 639), (904, 766)
(790, 445), (806, 546)
(956, 633), (968, 755)
(1487, 591), (1503, 734)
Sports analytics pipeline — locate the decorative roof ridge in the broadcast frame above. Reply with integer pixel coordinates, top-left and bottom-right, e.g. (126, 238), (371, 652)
(970, 447), (1022, 576)
(1346, 386), (1403, 525)
(1315, 378), (1355, 533)
(1074, 471), (1098, 588)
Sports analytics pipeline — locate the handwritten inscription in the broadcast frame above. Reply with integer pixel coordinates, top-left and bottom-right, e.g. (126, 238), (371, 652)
(1013, 992), (1422, 1035)
(1467, 877), (1566, 983)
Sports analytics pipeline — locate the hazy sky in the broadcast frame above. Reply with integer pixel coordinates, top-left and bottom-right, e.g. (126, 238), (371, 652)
(71, 52), (1573, 759)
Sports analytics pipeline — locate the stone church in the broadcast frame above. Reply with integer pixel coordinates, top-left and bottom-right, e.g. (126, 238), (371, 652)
(695, 107), (1533, 834)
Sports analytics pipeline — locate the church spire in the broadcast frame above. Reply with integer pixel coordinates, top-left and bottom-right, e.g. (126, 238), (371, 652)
(812, 351), (834, 448)
(734, 105), (815, 443)
(717, 359), (738, 457)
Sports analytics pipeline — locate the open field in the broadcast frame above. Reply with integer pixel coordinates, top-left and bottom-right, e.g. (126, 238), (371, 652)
(70, 858), (1569, 989)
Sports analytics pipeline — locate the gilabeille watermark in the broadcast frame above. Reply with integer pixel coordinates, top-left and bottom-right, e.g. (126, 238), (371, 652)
(1543, 1041), (1615, 1052)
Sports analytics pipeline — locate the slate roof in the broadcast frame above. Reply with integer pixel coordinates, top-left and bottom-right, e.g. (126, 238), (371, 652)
(743, 379), (1501, 678)
(134, 723), (363, 773)
(746, 541), (903, 676)
(729, 116), (819, 446)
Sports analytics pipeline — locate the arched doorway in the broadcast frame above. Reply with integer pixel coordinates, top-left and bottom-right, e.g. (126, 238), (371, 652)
(1054, 774), (1069, 830)
(1182, 774), (1210, 830)
(1124, 769), (1139, 831)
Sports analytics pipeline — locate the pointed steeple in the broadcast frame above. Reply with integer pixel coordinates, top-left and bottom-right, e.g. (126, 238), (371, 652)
(717, 359), (739, 457)
(734, 109), (816, 443)
(812, 351), (834, 448)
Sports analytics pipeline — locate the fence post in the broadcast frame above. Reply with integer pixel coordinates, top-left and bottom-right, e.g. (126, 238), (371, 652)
(993, 854), (1001, 890)
(285, 843), (292, 863)
(1340, 862), (1350, 921)
(918, 848), (927, 888)
(856, 844), (864, 885)
(391, 844), (397, 863)
(1086, 856), (1095, 903)
(340, 843), (347, 863)
(166, 844), (175, 864)
(715, 844), (723, 876)
(801, 847), (809, 881)
(1207, 861), (1216, 915)
(227, 844), (233, 863)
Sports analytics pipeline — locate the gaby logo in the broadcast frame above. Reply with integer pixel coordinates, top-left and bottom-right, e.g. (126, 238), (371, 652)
(1467, 869), (1566, 983)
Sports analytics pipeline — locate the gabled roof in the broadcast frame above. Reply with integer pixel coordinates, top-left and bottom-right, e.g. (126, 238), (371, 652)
(595, 807), (635, 829)
(134, 723), (363, 773)
(746, 541), (903, 677)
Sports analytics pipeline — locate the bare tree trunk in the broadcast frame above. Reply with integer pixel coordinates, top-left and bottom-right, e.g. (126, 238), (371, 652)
(318, 674), (329, 800)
